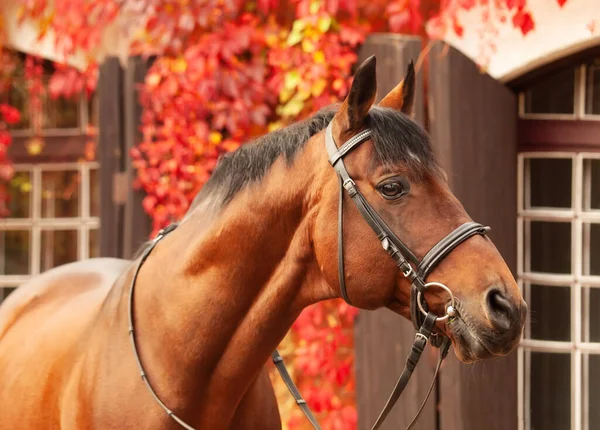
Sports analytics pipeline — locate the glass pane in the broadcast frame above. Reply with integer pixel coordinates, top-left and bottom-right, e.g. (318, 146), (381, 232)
(7, 81), (30, 130)
(524, 67), (576, 115)
(582, 287), (600, 342)
(90, 168), (100, 217)
(585, 58), (600, 115)
(7, 171), (32, 218)
(43, 95), (80, 129)
(527, 284), (570, 341)
(527, 158), (572, 208)
(41, 230), (78, 271)
(0, 230), (30, 275)
(585, 354), (600, 429)
(529, 352), (571, 430)
(528, 221), (571, 274)
(89, 229), (99, 258)
(41, 170), (80, 218)
(584, 223), (600, 276)
(585, 159), (600, 210)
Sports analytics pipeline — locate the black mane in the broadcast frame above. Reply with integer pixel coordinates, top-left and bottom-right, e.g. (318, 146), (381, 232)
(189, 105), (439, 211)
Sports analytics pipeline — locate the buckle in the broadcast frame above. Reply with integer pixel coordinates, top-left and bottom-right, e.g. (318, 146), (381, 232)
(415, 332), (428, 343)
(342, 179), (357, 196)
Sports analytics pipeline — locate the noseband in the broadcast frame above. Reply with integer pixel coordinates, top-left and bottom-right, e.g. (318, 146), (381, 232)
(127, 121), (490, 430)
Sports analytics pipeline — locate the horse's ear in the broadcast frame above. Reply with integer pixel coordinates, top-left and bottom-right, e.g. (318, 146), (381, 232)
(378, 60), (415, 116)
(334, 55), (377, 132)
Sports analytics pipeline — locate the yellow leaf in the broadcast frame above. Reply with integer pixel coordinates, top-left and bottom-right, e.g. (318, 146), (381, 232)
(317, 16), (332, 33)
(311, 78), (327, 97)
(301, 39), (315, 53)
(268, 121), (283, 132)
(171, 57), (187, 73)
(265, 34), (278, 47)
(146, 73), (162, 88)
(208, 131), (222, 145)
(286, 20), (306, 46)
(277, 95), (304, 117)
(309, 0), (321, 14)
(283, 70), (301, 92)
(296, 89), (310, 101)
(313, 50), (325, 64)
(327, 314), (338, 327)
(279, 87), (294, 104)
(26, 137), (44, 156)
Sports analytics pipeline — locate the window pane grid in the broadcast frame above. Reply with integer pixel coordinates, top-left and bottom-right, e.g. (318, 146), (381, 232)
(518, 153), (600, 430)
(0, 162), (99, 295)
(519, 63), (600, 121)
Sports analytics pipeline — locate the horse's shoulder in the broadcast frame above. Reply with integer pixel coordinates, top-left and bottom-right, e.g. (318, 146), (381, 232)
(0, 258), (131, 339)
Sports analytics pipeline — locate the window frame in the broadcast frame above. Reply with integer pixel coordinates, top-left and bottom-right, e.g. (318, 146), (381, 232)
(519, 63), (600, 121)
(518, 152), (600, 430)
(0, 162), (100, 289)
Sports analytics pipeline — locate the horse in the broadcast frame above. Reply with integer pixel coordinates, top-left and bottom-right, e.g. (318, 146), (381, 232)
(0, 55), (527, 430)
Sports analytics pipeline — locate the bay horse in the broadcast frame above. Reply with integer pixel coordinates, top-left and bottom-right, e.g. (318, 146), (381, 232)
(0, 56), (527, 430)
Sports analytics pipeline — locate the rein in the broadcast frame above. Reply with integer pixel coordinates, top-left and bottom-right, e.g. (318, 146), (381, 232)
(126, 121), (490, 430)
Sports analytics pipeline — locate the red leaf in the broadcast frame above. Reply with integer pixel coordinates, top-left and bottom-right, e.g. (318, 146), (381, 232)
(557, 0), (568, 6)
(512, 9), (535, 35)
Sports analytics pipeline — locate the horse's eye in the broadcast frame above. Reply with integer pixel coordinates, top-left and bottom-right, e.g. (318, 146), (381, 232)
(377, 180), (407, 200)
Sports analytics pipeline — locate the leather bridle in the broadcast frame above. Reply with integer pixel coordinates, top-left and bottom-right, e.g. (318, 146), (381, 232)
(126, 121), (491, 430)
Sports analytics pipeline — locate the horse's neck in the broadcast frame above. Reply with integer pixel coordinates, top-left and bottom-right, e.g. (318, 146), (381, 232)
(130, 148), (330, 419)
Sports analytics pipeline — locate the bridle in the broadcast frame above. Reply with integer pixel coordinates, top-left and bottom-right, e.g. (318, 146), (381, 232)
(126, 120), (490, 430)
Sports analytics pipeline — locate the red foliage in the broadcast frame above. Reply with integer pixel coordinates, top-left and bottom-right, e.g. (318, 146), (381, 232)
(2, 0), (556, 427)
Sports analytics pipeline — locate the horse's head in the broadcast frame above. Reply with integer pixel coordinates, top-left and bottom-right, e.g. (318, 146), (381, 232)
(311, 56), (527, 363)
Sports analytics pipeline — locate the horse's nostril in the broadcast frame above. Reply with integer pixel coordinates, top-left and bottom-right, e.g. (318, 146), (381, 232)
(485, 287), (514, 331)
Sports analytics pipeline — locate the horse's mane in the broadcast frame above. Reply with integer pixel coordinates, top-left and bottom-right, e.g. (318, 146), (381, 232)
(132, 104), (440, 259)
(188, 104), (439, 213)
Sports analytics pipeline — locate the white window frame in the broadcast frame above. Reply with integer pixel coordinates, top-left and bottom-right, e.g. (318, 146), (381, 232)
(518, 152), (600, 430)
(519, 63), (600, 121)
(0, 162), (99, 289)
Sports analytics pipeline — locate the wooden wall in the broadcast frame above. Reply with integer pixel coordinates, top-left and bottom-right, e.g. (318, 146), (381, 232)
(354, 36), (519, 430)
(355, 35), (439, 430)
(98, 56), (152, 259)
(428, 43), (519, 430)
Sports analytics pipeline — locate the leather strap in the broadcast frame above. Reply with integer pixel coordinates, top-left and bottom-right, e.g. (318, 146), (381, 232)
(271, 350), (322, 430)
(417, 222), (491, 279)
(370, 313), (437, 430)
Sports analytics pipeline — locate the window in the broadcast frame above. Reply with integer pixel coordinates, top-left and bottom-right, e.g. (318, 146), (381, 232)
(520, 58), (600, 120)
(0, 163), (100, 303)
(585, 58), (600, 115)
(524, 67), (576, 115)
(518, 153), (600, 430)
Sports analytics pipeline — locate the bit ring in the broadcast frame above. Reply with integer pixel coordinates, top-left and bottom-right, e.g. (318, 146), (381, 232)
(416, 282), (456, 322)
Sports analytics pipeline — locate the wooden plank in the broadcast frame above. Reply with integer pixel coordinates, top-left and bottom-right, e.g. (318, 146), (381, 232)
(519, 119), (600, 152)
(122, 56), (153, 259)
(428, 42), (518, 430)
(97, 57), (125, 258)
(9, 134), (88, 163)
(354, 34), (438, 430)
